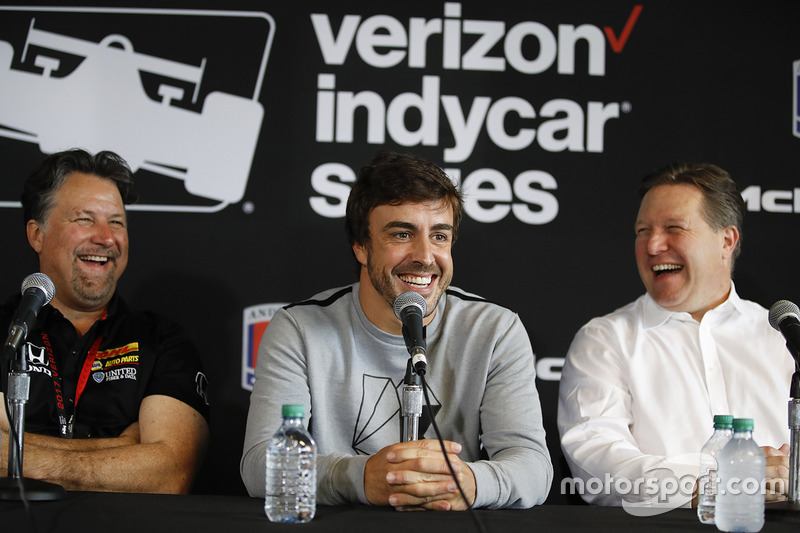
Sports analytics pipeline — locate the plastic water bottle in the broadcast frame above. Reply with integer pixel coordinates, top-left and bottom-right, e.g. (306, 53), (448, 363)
(698, 414), (734, 524)
(715, 418), (765, 532)
(265, 404), (317, 523)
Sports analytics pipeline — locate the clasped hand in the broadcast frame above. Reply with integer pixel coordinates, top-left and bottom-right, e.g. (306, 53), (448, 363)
(364, 439), (476, 511)
(763, 444), (790, 502)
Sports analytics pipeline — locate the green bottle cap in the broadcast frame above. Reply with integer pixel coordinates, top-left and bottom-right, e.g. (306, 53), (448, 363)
(713, 415), (734, 429)
(282, 404), (305, 418)
(732, 418), (754, 431)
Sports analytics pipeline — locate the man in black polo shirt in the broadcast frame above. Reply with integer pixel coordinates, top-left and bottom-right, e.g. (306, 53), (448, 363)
(0, 149), (209, 493)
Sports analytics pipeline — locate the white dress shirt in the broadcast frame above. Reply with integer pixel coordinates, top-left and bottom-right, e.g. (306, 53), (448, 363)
(558, 283), (795, 507)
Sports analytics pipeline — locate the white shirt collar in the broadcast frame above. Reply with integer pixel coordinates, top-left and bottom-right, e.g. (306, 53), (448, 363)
(641, 280), (743, 329)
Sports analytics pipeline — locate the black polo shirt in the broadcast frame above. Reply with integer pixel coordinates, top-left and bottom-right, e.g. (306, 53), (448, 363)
(0, 293), (209, 438)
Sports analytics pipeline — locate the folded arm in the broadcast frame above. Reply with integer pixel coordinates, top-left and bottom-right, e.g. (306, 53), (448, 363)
(1, 393), (209, 493)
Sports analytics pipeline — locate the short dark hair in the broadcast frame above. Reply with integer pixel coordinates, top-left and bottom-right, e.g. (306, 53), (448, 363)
(22, 149), (136, 227)
(345, 151), (463, 250)
(639, 162), (744, 261)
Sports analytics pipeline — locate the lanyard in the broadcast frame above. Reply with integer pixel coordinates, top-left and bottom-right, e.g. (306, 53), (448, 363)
(41, 321), (105, 438)
(76, 335), (103, 406)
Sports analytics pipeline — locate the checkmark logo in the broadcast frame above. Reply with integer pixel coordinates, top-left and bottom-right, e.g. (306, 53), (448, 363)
(604, 5), (643, 53)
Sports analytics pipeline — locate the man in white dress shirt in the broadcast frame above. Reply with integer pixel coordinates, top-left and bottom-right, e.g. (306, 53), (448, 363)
(557, 162), (794, 507)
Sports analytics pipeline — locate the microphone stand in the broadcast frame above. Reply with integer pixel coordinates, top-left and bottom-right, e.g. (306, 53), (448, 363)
(789, 372), (800, 503)
(0, 344), (64, 501)
(400, 358), (423, 442)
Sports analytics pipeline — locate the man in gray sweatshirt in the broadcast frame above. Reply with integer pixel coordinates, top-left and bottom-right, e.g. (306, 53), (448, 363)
(241, 151), (552, 510)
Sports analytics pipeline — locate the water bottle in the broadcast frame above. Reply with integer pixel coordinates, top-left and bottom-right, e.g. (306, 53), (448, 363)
(265, 404), (317, 523)
(715, 418), (765, 533)
(698, 414), (734, 524)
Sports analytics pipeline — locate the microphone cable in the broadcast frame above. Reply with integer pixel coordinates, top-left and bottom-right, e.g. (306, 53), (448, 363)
(419, 370), (488, 533)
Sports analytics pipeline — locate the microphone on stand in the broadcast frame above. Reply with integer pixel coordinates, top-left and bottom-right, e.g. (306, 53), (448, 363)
(769, 300), (800, 504)
(394, 292), (427, 441)
(393, 291), (483, 512)
(391, 292), (473, 514)
(1, 273), (64, 501)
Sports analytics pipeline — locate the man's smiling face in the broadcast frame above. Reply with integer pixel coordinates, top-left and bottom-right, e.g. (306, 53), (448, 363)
(353, 200), (454, 332)
(634, 183), (737, 321)
(28, 171), (128, 313)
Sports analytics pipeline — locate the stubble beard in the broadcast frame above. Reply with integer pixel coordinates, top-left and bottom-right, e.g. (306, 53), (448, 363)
(71, 263), (117, 308)
(366, 254), (450, 318)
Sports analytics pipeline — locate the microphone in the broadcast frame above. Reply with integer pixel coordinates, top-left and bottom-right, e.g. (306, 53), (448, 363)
(393, 291), (427, 375)
(769, 300), (800, 363)
(4, 273), (55, 357)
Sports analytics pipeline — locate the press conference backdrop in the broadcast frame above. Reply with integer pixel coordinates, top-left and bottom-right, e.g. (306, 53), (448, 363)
(0, 1), (798, 503)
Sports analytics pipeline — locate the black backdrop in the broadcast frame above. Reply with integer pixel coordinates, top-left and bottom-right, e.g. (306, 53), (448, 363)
(0, 1), (798, 504)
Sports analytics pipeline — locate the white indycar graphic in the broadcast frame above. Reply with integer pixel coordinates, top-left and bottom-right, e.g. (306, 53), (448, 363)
(0, 15), (271, 208)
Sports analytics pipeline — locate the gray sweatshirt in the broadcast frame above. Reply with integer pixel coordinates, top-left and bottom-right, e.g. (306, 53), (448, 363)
(240, 283), (552, 509)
